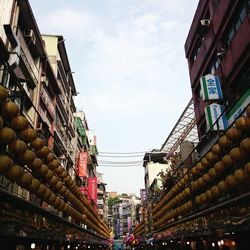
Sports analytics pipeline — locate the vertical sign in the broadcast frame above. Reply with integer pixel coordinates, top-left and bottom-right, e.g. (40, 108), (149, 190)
(77, 152), (88, 177)
(205, 103), (228, 131)
(140, 189), (147, 207)
(88, 177), (97, 209)
(200, 74), (223, 101)
(127, 216), (132, 233)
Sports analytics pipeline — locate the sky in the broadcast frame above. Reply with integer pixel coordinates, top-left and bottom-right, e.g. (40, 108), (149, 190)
(29, 0), (199, 196)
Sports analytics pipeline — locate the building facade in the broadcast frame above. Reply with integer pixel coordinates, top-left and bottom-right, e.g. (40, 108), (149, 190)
(0, 0), (110, 248)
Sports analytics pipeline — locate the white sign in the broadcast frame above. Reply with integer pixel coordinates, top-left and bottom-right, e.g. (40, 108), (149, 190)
(200, 74), (223, 101)
(205, 103), (228, 131)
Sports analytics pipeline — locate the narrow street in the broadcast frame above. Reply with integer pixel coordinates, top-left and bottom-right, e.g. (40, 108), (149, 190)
(0, 0), (250, 249)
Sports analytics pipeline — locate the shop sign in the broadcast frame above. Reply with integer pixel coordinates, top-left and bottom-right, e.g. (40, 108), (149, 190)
(227, 88), (250, 125)
(200, 74), (223, 101)
(205, 103), (228, 131)
(88, 177), (97, 208)
(77, 152), (88, 178)
(140, 189), (147, 207)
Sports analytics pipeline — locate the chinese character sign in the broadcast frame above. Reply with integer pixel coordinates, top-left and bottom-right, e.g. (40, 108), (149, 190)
(205, 103), (228, 131)
(77, 152), (88, 177)
(87, 177), (97, 208)
(200, 74), (223, 101)
(140, 189), (147, 207)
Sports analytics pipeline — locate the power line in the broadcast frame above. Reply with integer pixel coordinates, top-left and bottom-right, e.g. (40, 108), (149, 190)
(98, 154), (144, 158)
(98, 164), (143, 168)
(99, 151), (149, 155)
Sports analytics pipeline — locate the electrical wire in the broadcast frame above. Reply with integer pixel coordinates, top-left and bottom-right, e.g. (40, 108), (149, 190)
(98, 151), (149, 155)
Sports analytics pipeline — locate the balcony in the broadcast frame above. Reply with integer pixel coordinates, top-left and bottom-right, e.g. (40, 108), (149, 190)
(17, 30), (39, 88)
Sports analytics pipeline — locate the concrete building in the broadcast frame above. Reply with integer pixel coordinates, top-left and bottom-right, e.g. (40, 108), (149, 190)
(0, 0), (110, 247)
(185, 0), (250, 151)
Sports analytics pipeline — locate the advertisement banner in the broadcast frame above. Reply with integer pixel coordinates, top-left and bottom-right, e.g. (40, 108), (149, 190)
(205, 103), (228, 131)
(200, 74), (223, 101)
(77, 152), (88, 178)
(88, 177), (97, 208)
(127, 216), (132, 233)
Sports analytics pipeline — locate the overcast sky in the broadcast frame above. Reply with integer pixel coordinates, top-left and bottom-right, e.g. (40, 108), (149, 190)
(29, 0), (199, 196)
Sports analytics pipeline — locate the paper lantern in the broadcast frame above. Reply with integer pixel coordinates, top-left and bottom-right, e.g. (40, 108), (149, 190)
(46, 153), (54, 163)
(214, 161), (225, 175)
(205, 190), (212, 202)
(211, 143), (222, 155)
(217, 180), (228, 195)
(36, 184), (46, 197)
(58, 184), (67, 196)
(10, 115), (29, 131)
(240, 137), (250, 153)
(1, 101), (19, 119)
(202, 173), (211, 183)
(60, 170), (68, 179)
(28, 178), (40, 193)
(196, 162), (205, 172)
(229, 147), (246, 161)
(30, 137), (45, 150)
(235, 116), (250, 131)
(200, 193), (206, 204)
(16, 171), (32, 188)
(195, 195), (201, 205)
(18, 150), (36, 164)
(0, 85), (9, 102)
(218, 135), (232, 149)
(20, 128), (37, 142)
(35, 164), (49, 176)
(206, 152), (218, 163)
(28, 158), (43, 171)
(0, 154), (13, 172)
(44, 169), (53, 180)
(245, 162), (250, 175)
(56, 181), (63, 191)
(222, 154), (234, 167)
(8, 139), (27, 155)
(0, 127), (16, 144)
(48, 159), (60, 170)
(234, 168), (245, 184)
(55, 165), (64, 175)
(4, 164), (23, 181)
(42, 187), (51, 200)
(226, 127), (241, 141)
(208, 168), (217, 179)
(36, 146), (50, 157)
(201, 157), (209, 167)
(48, 175), (58, 186)
(226, 174), (237, 188)
(211, 186), (219, 198)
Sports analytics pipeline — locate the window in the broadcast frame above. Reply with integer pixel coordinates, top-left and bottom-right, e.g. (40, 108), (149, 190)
(222, 2), (248, 47)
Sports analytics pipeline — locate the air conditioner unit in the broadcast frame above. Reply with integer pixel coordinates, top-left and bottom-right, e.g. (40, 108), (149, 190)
(24, 29), (36, 45)
(200, 19), (211, 27)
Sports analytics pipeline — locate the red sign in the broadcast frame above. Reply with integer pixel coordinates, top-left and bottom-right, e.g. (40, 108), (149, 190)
(88, 177), (97, 209)
(77, 152), (88, 177)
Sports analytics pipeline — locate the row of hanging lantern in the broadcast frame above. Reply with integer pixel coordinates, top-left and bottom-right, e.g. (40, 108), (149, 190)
(0, 85), (110, 238)
(134, 220), (145, 238)
(152, 105), (250, 230)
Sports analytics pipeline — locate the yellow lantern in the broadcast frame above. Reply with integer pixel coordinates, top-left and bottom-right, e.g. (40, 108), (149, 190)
(208, 167), (217, 179)
(44, 169), (53, 180)
(0, 154), (13, 172)
(218, 135), (232, 149)
(16, 171), (33, 188)
(205, 189), (212, 202)
(30, 137), (45, 150)
(0, 127), (16, 144)
(35, 146), (50, 158)
(235, 116), (250, 131)
(211, 185), (219, 199)
(226, 174), (237, 188)
(20, 128), (37, 142)
(46, 153), (54, 163)
(8, 139), (27, 155)
(211, 143), (222, 155)
(240, 137), (250, 153)
(217, 180), (228, 195)
(214, 161), (225, 175)
(10, 115), (29, 131)
(226, 127), (241, 141)
(234, 168), (245, 184)
(202, 173), (211, 183)
(206, 152), (218, 163)
(28, 158), (43, 171)
(5, 164), (23, 181)
(28, 178), (40, 193)
(36, 184), (46, 197)
(18, 150), (36, 164)
(1, 101), (19, 119)
(222, 154), (234, 168)
(0, 85), (9, 102)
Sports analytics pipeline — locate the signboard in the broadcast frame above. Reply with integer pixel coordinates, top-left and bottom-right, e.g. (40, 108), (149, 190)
(77, 152), (88, 178)
(227, 88), (250, 125)
(88, 177), (97, 209)
(205, 103), (228, 131)
(200, 74), (223, 101)
(140, 189), (147, 207)
(127, 217), (132, 233)
(86, 130), (96, 146)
